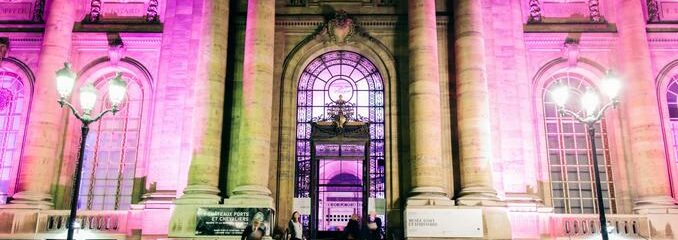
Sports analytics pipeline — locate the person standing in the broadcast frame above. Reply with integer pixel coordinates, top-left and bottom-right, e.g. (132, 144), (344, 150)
(288, 211), (304, 240)
(241, 218), (265, 240)
(344, 214), (361, 240)
(366, 211), (383, 240)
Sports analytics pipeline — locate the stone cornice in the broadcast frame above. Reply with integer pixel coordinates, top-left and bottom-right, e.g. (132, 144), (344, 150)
(71, 33), (162, 50)
(647, 32), (678, 49)
(0, 33), (43, 50)
(275, 15), (448, 29)
(524, 33), (616, 50)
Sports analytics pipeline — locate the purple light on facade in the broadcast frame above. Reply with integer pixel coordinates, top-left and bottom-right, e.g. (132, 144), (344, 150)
(295, 50), (385, 199)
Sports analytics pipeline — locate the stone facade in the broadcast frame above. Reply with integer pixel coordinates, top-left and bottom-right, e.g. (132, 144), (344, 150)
(0, 0), (677, 239)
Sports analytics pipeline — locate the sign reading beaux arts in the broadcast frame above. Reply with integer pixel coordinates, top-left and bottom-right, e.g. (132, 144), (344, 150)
(195, 207), (273, 236)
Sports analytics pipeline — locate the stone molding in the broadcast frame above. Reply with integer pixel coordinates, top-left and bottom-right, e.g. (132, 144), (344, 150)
(275, 15), (448, 30)
(647, 32), (678, 48)
(71, 33), (162, 50)
(524, 33), (616, 50)
(0, 33), (42, 50)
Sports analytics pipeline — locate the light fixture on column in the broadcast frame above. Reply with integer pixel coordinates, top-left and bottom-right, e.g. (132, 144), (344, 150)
(550, 70), (621, 240)
(55, 63), (128, 240)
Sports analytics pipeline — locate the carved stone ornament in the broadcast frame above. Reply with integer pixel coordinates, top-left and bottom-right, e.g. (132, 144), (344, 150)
(84, 0), (102, 23)
(0, 37), (8, 62)
(146, 0), (160, 23)
(648, 0), (660, 22)
(588, 0), (605, 23)
(323, 10), (356, 44)
(528, 0), (543, 23)
(0, 88), (13, 112)
(32, 0), (45, 22)
(108, 41), (126, 65)
(562, 39), (580, 67)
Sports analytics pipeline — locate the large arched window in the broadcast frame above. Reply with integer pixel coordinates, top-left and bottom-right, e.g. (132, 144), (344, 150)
(0, 71), (29, 202)
(78, 72), (145, 210)
(542, 72), (616, 214)
(295, 50), (385, 199)
(665, 75), (678, 172)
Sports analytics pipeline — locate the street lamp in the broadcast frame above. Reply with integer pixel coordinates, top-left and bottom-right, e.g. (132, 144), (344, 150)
(550, 70), (621, 240)
(56, 63), (128, 240)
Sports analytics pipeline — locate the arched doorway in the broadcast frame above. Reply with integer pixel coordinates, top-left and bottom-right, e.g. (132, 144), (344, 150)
(295, 50), (386, 234)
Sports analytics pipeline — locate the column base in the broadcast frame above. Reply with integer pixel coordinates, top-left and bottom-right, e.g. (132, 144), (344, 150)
(225, 185), (274, 208)
(175, 184), (221, 205)
(456, 186), (505, 207)
(406, 186), (454, 206)
(139, 189), (177, 209)
(3, 191), (53, 209)
(169, 185), (221, 238)
(633, 195), (678, 214)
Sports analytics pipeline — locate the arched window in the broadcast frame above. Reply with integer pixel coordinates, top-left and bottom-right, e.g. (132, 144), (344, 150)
(78, 72), (145, 210)
(0, 71), (28, 202)
(665, 75), (678, 170)
(295, 51), (385, 198)
(542, 72), (616, 214)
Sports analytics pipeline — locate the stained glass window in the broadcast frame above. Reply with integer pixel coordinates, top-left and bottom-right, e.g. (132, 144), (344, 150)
(78, 72), (145, 210)
(665, 75), (678, 170)
(542, 72), (616, 214)
(0, 71), (28, 203)
(295, 51), (385, 199)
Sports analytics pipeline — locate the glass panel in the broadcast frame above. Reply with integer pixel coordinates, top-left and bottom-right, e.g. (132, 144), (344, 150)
(295, 51), (385, 199)
(543, 73), (616, 214)
(80, 72), (143, 210)
(0, 71), (27, 196)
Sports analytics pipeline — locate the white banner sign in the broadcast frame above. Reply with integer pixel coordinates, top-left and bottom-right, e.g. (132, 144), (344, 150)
(405, 208), (483, 238)
(293, 198), (311, 215)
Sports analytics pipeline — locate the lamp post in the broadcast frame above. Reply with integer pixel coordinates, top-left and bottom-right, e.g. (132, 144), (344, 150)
(55, 63), (128, 240)
(550, 70), (621, 240)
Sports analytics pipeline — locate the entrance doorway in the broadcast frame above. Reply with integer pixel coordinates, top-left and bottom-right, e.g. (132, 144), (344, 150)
(294, 50), (386, 238)
(310, 115), (370, 238)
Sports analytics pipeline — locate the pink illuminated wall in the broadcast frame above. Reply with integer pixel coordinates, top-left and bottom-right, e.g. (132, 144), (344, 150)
(0, 71), (28, 202)
(76, 71), (146, 210)
(541, 72), (615, 214)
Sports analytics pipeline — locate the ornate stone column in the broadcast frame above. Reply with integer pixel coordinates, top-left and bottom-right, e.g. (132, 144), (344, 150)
(173, 0), (230, 205)
(617, 0), (678, 213)
(226, 0), (275, 204)
(454, 0), (502, 206)
(405, 0), (452, 205)
(9, 0), (74, 209)
(168, 0), (229, 236)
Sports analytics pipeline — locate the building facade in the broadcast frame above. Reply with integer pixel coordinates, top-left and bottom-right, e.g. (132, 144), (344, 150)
(0, 0), (677, 239)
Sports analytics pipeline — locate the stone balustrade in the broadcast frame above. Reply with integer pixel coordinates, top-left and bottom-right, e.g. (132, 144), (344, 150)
(549, 214), (649, 239)
(0, 209), (130, 239)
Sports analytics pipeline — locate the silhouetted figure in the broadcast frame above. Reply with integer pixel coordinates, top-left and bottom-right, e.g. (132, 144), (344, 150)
(344, 214), (361, 240)
(366, 211), (383, 240)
